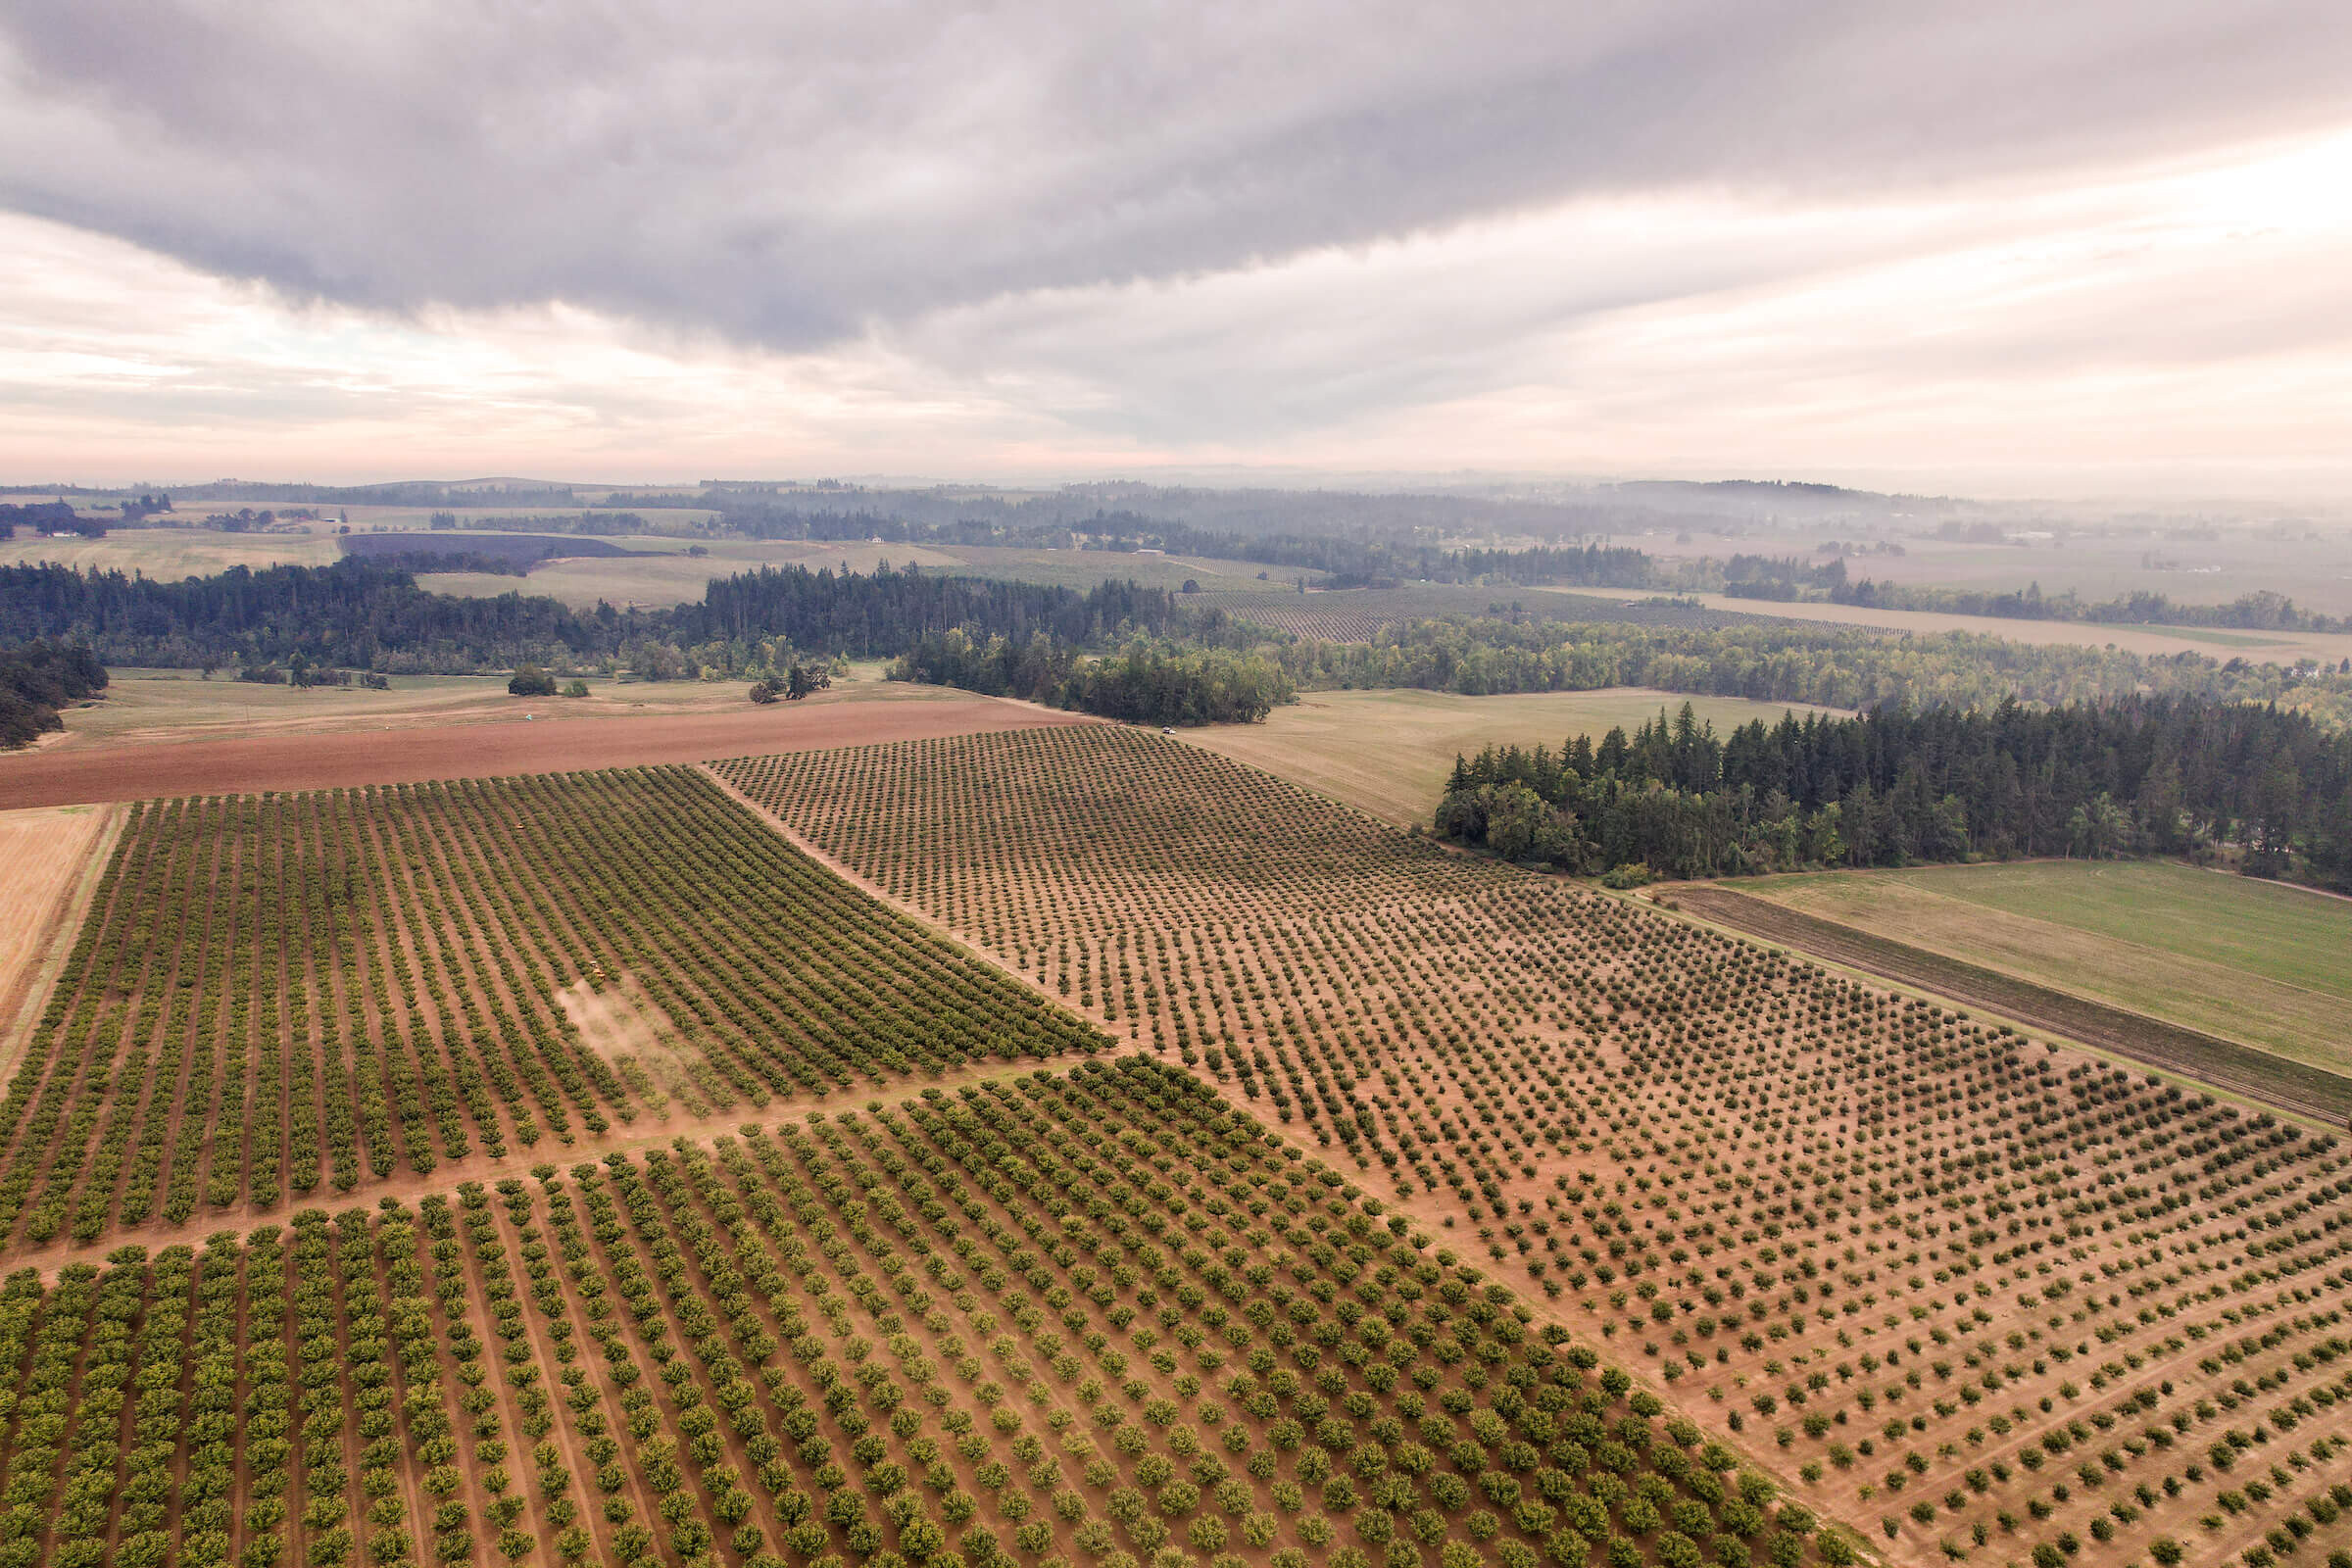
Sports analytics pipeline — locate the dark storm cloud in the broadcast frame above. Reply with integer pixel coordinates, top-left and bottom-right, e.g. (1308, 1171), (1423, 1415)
(1, 1), (2347, 348)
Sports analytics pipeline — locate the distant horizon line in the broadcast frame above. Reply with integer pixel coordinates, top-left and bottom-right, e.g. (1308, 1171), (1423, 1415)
(4, 469), (2347, 518)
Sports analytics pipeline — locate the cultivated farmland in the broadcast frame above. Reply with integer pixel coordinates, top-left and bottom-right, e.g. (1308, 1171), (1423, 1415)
(0, 766), (1100, 1247)
(0, 722), (2344, 1568)
(0, 1060), (1849, 1568)
(0, 690), (1083, 809)
(721, 727), (2352, 1568)
(1719, 861), (2352, 1078)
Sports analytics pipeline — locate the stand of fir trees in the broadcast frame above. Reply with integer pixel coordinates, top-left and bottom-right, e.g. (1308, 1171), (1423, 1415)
(0, 639), (108, 748)
(1435, 697), (2352, 890)
(0, 560), (1185, 675)
(891, 633), (1296, 726)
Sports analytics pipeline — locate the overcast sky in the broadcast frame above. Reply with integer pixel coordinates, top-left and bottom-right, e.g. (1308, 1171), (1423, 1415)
(3, 2), (2350, 495)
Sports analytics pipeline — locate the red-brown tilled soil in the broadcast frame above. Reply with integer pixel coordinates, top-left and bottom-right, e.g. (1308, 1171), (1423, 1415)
(0, 696), (1093, 808)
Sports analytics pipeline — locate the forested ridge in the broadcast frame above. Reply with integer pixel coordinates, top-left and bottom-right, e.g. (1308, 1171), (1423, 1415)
(1435, 696), (2352, 890)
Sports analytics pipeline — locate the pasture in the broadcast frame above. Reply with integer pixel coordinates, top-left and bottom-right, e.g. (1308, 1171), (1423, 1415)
(928, 547), (1312, 597)
(1731, 860), (2352, 1077)
(416, 538), (1305, 610)
(16, 661), (942, 748)
(1179, 687), (1839, 827)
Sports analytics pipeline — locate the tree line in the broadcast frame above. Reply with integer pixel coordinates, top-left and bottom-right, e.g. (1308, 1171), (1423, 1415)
(890, 631), (1295, 724)
(0, 501), (105, 539)
(1272, 616), (2352, 729)
(662, 495), (1665, 591)
(0, 559), (1199, 675)
(0, 560), (631, 672)
(0, 641), (108, 749)
(1434, 696), (2352, 890)
(1719, 554), (2352, 635)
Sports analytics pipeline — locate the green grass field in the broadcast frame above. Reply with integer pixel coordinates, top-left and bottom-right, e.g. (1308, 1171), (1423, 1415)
(1179, 685), (1838, 826)
(1736, 858), (2352, 1074)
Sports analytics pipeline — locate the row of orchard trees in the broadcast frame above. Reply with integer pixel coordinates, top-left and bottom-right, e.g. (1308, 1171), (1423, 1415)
(0, 763), (1104, 1249)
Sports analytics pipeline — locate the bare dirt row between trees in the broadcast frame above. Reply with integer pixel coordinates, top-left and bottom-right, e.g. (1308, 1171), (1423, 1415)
(1663, 883), (2352, 1127)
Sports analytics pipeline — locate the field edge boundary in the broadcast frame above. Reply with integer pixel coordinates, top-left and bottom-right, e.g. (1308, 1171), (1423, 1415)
(1663, 882), (2352, 1128)
(0, 802), (125, 1081)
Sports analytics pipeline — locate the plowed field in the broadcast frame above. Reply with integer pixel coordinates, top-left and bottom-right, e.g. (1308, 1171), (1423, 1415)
(0, 695), (1087, 808)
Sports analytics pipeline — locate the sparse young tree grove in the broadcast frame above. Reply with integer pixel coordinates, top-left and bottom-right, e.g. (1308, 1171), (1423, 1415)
(722, 726), (2352, 1568)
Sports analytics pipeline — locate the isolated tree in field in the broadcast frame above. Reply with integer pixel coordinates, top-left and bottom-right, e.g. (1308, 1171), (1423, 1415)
(508, 663), (558, 697)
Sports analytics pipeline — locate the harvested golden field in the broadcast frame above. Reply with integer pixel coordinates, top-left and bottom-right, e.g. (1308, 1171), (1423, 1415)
(719, 727), (2352, 1568)
(0, 525), (343, 577)
(0, 804), (120, 1065)
(1178, 690), (1838, 827)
